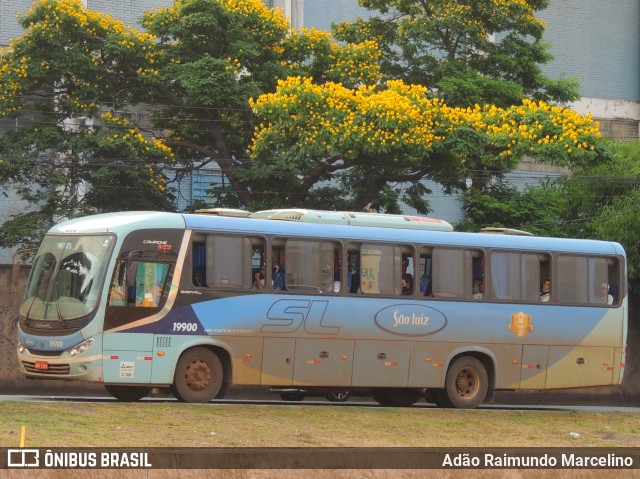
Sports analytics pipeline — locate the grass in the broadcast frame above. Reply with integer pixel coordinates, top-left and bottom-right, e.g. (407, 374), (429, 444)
(2, 401), (639, 448)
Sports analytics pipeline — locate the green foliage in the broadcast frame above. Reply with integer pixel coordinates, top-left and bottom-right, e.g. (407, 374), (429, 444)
(0, 0), (378, 251)
(459, 141), (640, 286)
(554, 141), (640, 283)
(334, 0), (580, 108)
(456, 179), (568, 237)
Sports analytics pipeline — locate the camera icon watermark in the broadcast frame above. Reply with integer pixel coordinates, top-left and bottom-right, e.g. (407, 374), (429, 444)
(7, 449), (40, 468)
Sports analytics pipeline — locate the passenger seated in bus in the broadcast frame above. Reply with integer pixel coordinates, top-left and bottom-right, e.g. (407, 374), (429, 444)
(401, 274), (414, 296)
(272, 264), (286, 290)
(609, 283), (618, 304)
(333, 271), (341, 293)
(348, 270), (360, 294)
(599, 282), (614, 305)
(540, 279), (551, 302)
(253, 265), (266, 290)
(472, 280), (484, 299)
(193, 270), (206, 287)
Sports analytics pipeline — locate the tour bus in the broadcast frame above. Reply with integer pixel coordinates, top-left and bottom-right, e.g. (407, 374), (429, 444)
(16, 209), (627, 408)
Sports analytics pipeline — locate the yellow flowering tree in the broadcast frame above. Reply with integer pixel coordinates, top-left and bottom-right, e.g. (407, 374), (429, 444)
(333, 0), (579, 108)
(0, 0), (379, 249)
(249, 78), (606, 211)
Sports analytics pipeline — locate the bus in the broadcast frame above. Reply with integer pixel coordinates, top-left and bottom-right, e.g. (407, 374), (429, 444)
(16, 209), (627, 408)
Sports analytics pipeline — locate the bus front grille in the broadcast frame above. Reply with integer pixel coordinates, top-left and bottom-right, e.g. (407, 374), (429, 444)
(25, 349), (62, 357)
(22, 361), (70, 375)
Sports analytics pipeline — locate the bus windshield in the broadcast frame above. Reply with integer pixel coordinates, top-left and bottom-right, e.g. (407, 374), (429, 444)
(20, 234), (115, 325)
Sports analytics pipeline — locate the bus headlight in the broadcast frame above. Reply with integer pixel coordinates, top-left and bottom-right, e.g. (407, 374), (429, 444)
(68, 338), (96, 357)
(17, 342), (25, 354)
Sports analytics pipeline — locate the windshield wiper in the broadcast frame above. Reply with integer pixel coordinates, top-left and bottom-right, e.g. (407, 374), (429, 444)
(24, 261), (56, 327)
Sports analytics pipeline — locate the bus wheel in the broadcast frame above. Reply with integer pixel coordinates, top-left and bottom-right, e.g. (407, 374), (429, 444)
(372, 388), (422, 407)
(171, 347), (224, 403)
(386, 389), (423, 407)
(105, 385), (151, 402)
(279, 392), (305, 401)
(444, 357), (488, 409)
(425, 389), (454, 408)
(371, 389), (393, 406)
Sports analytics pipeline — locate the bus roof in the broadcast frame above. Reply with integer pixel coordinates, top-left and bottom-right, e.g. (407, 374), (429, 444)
(183, 213), (625, 257)
(246, 209), (454, 232)
(47, 211), (625, 257)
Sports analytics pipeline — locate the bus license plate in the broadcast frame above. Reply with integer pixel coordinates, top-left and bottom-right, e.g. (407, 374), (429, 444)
(35, 361), (49, 370)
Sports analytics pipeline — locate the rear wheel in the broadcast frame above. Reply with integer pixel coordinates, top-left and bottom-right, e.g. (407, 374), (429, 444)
(425, 388), (454, 408)
(171, 347), (225, 403)
(104, 385), (151, 402)
(444, 356), (489, 409)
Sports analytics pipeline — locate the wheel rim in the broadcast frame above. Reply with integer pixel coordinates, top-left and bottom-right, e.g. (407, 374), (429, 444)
(455, 368), (480, 398)
(185, 359), (212, 392)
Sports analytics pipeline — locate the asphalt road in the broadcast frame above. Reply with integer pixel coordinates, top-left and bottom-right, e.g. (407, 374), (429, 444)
(2, 394), (639, 413)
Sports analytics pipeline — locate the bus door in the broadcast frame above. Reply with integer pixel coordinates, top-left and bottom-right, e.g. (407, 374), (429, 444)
(103, 231), (179, 385)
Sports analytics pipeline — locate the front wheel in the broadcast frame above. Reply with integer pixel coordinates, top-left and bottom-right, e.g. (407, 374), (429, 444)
(105, 385), (151, 402)
(171, 347), (225, 403)
(444, 356), (489, 409)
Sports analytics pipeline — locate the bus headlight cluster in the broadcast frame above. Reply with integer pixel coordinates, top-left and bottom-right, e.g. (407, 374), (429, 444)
(17, 342), (25, 354)
(68, 338), (96, 357)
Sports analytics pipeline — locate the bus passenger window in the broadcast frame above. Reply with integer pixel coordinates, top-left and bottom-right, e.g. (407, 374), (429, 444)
(333, 248), (342, 293)
(432, 248), (480, 299)
(252, 247), (266, 290)
(109, 260), (172, 308)
(472, 256), (484, 299)
(490, 252), (549, 302)
(590, 257), (620, 306)
(135, 262), (171, 307)
(419, 248), (432, 296)
(400, 251), (416, 296)
(285, 240), (337, 293)
(192, 241), (207, 287)
(556, 254), (619, 305)
(361, 244), (402, 296)
(347, 248), (361, 294)
(206, 236), (253, 289)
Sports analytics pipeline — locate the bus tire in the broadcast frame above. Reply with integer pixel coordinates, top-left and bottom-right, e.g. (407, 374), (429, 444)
(171, 347), (224, 403)
(371, 389), (394, 406)
(444, 356), (488, 409)
(425, 388), (453, 408)
(105, 385), (151, 402)
(387, 388), (423, 407)
(372, 388), (422, 407)
(279, 392), (306, 401)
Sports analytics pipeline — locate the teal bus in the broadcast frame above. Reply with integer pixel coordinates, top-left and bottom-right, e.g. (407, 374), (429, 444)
(17, 209), (627, 408)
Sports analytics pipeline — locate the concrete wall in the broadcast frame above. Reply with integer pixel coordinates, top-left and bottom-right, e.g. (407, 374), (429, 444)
(539, 0), (640, 102)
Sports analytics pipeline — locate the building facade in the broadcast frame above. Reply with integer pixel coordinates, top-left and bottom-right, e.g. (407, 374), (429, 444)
(0, 0), (639, 262)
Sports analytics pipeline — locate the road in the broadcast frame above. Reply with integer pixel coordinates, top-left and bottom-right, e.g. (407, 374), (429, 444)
(2, 394), (639, 413)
